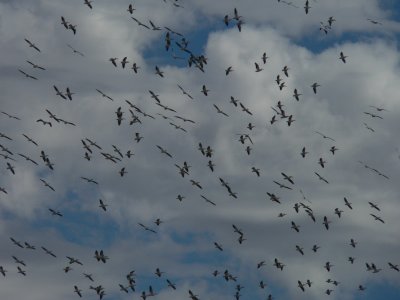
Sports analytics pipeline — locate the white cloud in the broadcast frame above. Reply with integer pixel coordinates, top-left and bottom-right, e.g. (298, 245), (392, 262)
(1, 0), (400, 299)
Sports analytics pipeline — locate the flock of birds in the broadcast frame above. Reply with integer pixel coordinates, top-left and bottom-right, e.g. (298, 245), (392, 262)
(1, 0), (398, 299)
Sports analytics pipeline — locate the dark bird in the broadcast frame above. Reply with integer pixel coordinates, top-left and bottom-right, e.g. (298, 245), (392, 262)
(201, 85), (209, 96)
(96, 89), (114, 101)
(61, 16), (69, 29)
(22, 134), (38, 146)
(167, 279), (176, 289)
(214, 242), (223, 251)
(301, 146), (308, 158)
(213, 104), (229, 117)
(315, 131), (336, 142)
(267, 192), (281, 204)
(344, 197), (353, 209)
(304, 0), (310, 14)
(201, 195), (216, 205)
(74, 285), (82, 297)
(223, 15), (230, 26)
(1, 111), (20, 120)
(138, 223), (157, 233)
(24, 38), (41, 52)
(323, 216), (331, 230)
(291, 221), (300, 232)
(311, 82), (320, 94)
(49, 208), (63, 217)
(339, 51), (347, 63)
(121, 57), (130, 68)
(262, 52), (268, 64)
(230, 96), (239, 106)
(84, 0), (93, 9)
(239, 102), (252, 115)
(40, 178), (55, 191)
(18, 69), (38, 80)
(131, 17), (150, 29)
(156, 145), (173, 158)
(81, 177), (98, 184)
(364, 111), (383, 119)
(53, 85), (67, 100)
(334, 208), (343, 218)
(119, 167), (127, 177)
(312, 244), (320, 252)
(368, 202), (380, 211)
(67, 44), (85, 56)
(127, 4), (135, 14)
(94, 250), (109, 263)
(10, 238), (24, 248)
(134, 132), (143, 143)
(273, 181), (292, 190)
(155, 65), (164, 77)
(293, 89), (302, 101)
(109, 57), (118, 67)
(281, 172), (294, 184)
(17, 266), (26, 276)
(177, 85), (194, 100)
(99, 199), (107, 211)
(367, 18), (382, 25)
(282, 65), (289, 77)
(68, 23), (77, 35)
(41, 246), (57, 258)
(208, 160), (215, 172)
(370, 213), (385, 223)
(298, 280), (305, 292)
(149, 20), (161, 30)
(296, 245), (304, 255)
(388, 263), (399, 272)
(225, 66), (233, 75)
(318, 158), (326, 168)
(330, 146), (338, 155)
(255, 62), (263, 72)
(324, 261), (333, 272)
(27, 60), (45, 70)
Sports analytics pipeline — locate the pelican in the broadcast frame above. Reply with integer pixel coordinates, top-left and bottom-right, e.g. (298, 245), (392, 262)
(339, 51), (347, 63)
(255, 62), (263, 72)
(311, 82), (320, 94)
(293, 89), (302, 101)
(109, 57), (118, 67)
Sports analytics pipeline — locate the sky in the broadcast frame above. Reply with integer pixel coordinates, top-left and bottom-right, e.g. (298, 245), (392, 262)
(0, 0), (400, 299)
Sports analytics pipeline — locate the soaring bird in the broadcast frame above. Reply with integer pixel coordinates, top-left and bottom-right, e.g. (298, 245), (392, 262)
(293, 89), (302, 101)
(213, 104), (229, 117)
(255, 62), (263, 72)
(301, 147), (308, 158)
(291, 221), (300, 232)
(84, 0), (93, 9)
(121, 57), (129, 68)
(323, 216), (331, 230)
(311, 82), (320, 94)
(339, 51), (347, 63)
(99, 199), (107, 211)
(304, 0), (310, 14)
(201, 85), (209, 96)
(24, 38), (41, 52)
(109, 57), (118, 67)
(18, 69), (38, 80)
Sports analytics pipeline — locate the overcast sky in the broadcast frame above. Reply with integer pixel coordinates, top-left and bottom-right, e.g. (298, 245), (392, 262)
(1, 0), (400, 299)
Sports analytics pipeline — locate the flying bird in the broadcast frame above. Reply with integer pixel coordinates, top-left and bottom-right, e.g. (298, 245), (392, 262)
(24, 38), (41, 52)
(311, 82), (320, 94)
(339, 51), (347, 63)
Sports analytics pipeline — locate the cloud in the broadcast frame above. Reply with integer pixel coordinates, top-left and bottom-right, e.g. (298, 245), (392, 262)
(0, 0), (400, 299)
